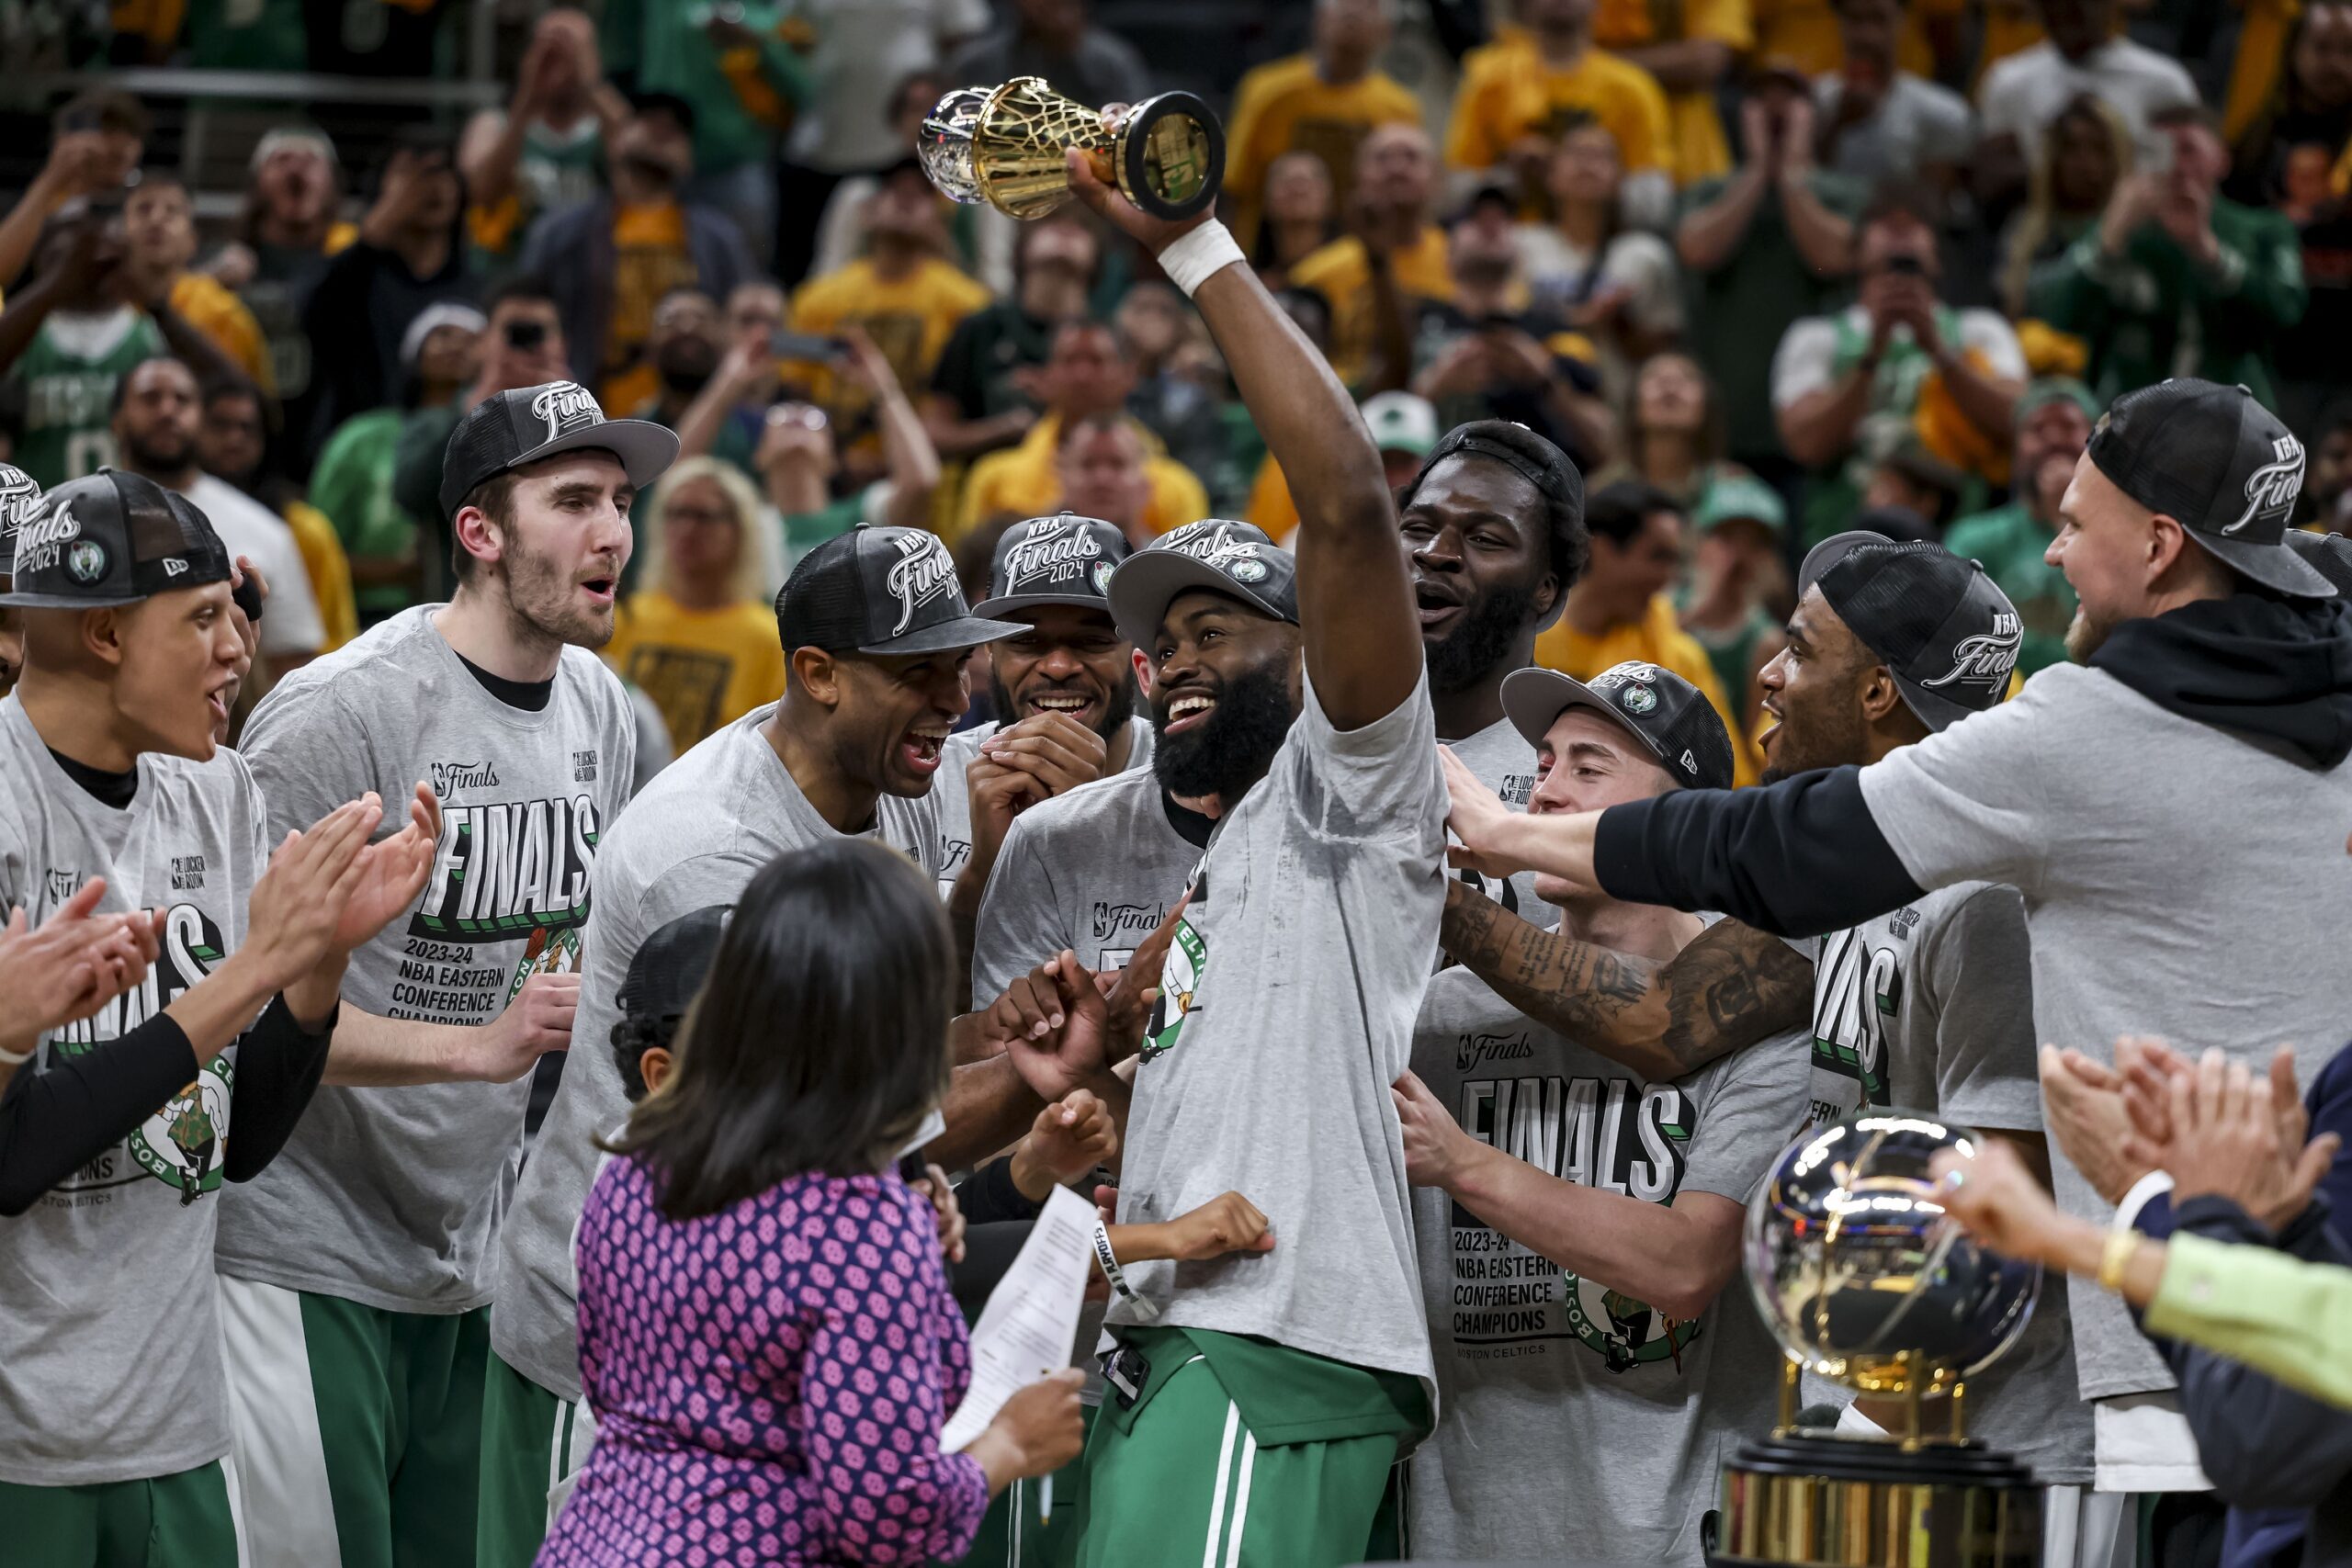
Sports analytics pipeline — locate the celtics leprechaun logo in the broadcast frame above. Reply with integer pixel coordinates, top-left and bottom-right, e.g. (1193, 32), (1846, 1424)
(1563, 1272), (1701, 1372)
(1141, 867), (1207, 1061)
(506, 921), (583, 1004)
(131, 1057), (233, 1204)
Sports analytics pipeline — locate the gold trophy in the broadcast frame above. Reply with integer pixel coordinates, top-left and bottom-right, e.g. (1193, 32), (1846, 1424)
(1716, 1114), (2046, 1568)
(917, 78), (1223, 222)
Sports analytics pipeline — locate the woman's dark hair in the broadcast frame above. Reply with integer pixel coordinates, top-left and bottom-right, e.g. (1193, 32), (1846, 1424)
(605, 841), (956, 1223)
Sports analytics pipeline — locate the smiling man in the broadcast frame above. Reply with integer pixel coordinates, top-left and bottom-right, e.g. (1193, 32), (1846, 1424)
(217, 381), (674, 1567)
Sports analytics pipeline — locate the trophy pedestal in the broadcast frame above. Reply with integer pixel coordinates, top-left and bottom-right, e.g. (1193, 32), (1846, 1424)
(1714, 1431), (2043, 1568)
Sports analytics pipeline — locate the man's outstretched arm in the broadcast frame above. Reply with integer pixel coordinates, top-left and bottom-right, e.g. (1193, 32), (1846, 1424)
(1065, 153), (1420, 730)
(1442, 882), (1815, 1080)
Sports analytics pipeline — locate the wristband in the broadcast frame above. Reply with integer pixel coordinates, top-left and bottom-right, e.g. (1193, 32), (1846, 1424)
(0, 1043), (31, 1067)
(1092, 1219), (1159, 1321)
(1158, 220), (1244, 299)
(2097, 1227), (2140, 1292)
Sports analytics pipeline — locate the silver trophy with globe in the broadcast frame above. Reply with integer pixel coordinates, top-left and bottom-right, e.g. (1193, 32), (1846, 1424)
(1716, 1113), (2045, 1568)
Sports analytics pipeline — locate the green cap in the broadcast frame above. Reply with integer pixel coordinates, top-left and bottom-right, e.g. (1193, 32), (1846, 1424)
(2018, 377), (2098, 424)
(1692, 472), (1787, 537)
(1360, 391), (1440, 458)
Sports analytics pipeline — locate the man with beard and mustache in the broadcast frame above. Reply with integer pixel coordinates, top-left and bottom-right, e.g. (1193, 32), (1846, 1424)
(1443, 378), (2352, 1533)
(214, 381), (676, 1564)
(111, 355), (324, 683)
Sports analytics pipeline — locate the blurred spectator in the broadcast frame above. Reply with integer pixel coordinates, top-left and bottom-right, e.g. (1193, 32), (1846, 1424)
(1857, 434), (1968, 527)
(308, 302), (483, 626)
(1519, 121), (1685, 400)
(1814, 0), (1976, 197)
(1226, 0), (1423, 251)
(296, 127), (473, 470)
(1532, 479), (1758, 783)
(1054, 412), (1159, 546)
(198, 378), (357, 653)
(728, 280), (788, 347)
(1976, 0), (2198, 206)
(1118, 282), (1228, 491)
(1597, 350), (1733, 506)
(926, 216), (1101, 464)
(811, 70), (1012, 293)
(2030, 105), (2306, 409)
(605, 457), (788, 753)
(1676, 65), (1866, 479)
(0, 89), (147, 298)
(1772, 188), (2025, 543)
(787, 163), (990, 440)
(1943, 377), (2098, 676)
(1246, 387), (1440, 541)
(1254, 151), (1341, 287)
(1293, 124), (1453, 384)
(390, 276), (574, 600)
(947, 0), (1151, 119)
(1997, 93), (2133, 315)
(599, 0), (809, 269)
(956, 320), (1208, 537)
(1408, 189), (1613, 465)
(111, 355), (322, 676)
(121, 175), (273, 393)
(633, 288), (757, 478)
(1679, 471), (1792, 739)
(461, 7), (628, 264)
(2307, 400), (2352, 530)
(1445, 0), (1675, 226)
(778, 0), (991, 287)
(1584, 0), (1751, 186)
(523, 93), (757, 415)
(213, 130), (356, 414)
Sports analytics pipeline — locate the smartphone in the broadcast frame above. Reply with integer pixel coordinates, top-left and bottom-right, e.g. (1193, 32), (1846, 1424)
(770, 330), (848, 362)
(1883, 254), (1926, 277)
(504, 318), (548, 351)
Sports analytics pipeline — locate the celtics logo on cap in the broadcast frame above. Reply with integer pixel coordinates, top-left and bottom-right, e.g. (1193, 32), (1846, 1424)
(1091, 559), (1115, 593)
(1228, 558), (1268, 582)
(65, 539), (106, 583)
(1619, 684), (1657, 715)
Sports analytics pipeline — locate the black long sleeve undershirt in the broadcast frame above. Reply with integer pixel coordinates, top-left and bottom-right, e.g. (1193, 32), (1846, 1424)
(953, 1154), (1046, 1226)
(0, 998), (338, 1216)
(1591, 765), (1925, 940)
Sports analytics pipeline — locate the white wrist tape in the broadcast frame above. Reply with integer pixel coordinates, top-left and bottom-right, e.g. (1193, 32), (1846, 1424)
(1158, 220), (1245, 299)
(0, 1044), (30, 1067)
(1092, 1219), (1159, 1320)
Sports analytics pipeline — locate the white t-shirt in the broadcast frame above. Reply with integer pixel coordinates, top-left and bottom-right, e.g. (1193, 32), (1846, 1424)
(1770, 304), (2029, 412)
(1814, 73), (1976, 189)
(182, 472), (325, 657)
(782, 0), (993, 172)
(1977, 39), (2198, 154)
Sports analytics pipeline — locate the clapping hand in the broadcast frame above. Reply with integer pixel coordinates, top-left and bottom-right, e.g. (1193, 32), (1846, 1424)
(328, 781), (441, 955)
(0, 879), (164, 1057)
(2038, 1043), (2151, 1204)
(2156, 1045), (2337, 1232)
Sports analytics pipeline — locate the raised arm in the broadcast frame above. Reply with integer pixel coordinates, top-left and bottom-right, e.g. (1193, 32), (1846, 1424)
(1065, 152), (1419, 729)
(1442, 881), (1815, 1080)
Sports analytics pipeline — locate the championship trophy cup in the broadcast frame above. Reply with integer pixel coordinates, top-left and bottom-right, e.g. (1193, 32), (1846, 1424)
(1716, 1114), (2046, 1568)
(917, 78), (1224, 222)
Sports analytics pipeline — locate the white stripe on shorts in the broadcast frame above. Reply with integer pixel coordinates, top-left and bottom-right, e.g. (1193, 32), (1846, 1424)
(1201, 1401), (1240, 1568)
(216, 1276), (344, 1568)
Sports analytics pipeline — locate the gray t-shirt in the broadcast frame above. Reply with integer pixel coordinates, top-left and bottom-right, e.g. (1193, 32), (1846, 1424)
(933, 716), (1156, 900)
(972, 763), (1202, 1001)
(1858, 661), (2352, 1401)
(1111, 671), (1445, 1399)
(1444, 716), (1558, 933)
(219, 607), (638, 1313)
(490, 705), (943, 1400)
(1406, 963), (1810, 1563)
(1789, 882), (2092, 1483)
(1814, 73), (1975, 189)
(0, 697), (270, 1484)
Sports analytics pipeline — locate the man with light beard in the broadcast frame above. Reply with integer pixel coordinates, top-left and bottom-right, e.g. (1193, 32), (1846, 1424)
(216, 381), (675, 1565)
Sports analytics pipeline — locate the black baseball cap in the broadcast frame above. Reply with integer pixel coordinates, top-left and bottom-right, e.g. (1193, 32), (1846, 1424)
(1500, 660), (1735, 791)
(437, 380), (679, 525)
(0, 463), (41, 580)
(616, 904), (730, 1031)
(972, 513), (1133, 620)
(1106, 519), (1300, 649)
(1404, 420), (1589, 629)
(2286, 529), (2352, 598)
(775, 524), (1024, 656)
(0, 468), (231, 610)
(1801, 531), (2023, 732)
(2085, 378), (2332, 597)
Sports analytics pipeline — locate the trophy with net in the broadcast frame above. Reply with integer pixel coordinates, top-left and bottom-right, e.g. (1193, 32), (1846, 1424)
(917, 77), (1224, 222)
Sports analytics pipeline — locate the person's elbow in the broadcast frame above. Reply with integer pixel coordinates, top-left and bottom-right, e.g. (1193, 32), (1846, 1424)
(1777, 407), (1843, 469)
(1646, 1248), (1740, 1322)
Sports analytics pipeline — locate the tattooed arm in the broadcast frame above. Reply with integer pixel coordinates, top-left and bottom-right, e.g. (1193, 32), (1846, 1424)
(1441, 881), (1814, 1079)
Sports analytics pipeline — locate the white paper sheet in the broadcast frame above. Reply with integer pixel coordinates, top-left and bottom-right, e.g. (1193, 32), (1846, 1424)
(940, 1184), (1095, 1453)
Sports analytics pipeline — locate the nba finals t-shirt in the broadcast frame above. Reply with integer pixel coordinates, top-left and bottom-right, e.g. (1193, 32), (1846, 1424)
(1445, 714), (1558, 933)
(218, 607), (638, 1313)
(932, 716), (1156, 900)
(492, 704), (943, 1401)
(1405, 962), (1810, 1563)
(0, 696), (270, 1484)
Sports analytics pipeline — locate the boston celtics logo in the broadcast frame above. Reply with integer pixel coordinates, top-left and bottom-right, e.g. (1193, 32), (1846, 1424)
(507, 921), (584, 1003)
(1141, 917), (1204, 1060)
(66, 538), (107, 583)
(130, 1056), (233, 1203)
(1563, 1272), (1700, 1372)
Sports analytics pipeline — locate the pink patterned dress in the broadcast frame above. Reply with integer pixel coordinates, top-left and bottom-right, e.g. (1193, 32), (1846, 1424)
(537, 1158), (989, 1566)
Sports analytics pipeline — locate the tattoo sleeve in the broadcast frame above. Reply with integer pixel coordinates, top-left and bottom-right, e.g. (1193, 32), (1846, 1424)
(1440, 882), (1815, 1078)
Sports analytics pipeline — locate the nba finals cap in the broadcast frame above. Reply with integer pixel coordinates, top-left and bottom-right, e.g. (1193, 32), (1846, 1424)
(2286, 529), (2352, 598)
(437, 378), (680, 524)
(0, 468), (231, 610)
(972, 513), (1133, 619)
(775, 524), (1024, 656)
(616, 905), (730, 1031)
(0, 463), (42, 581)
(2085, 378), (2333, 598)
(1500, 660), (1735, 792)
(1801, 531), (2023, 732)
(1105, 518), (1300, 649)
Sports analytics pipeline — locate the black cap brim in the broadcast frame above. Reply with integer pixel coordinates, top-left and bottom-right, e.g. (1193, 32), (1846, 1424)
(854, 613), (1027, 657)
(1500, 667), (1674, 771)
(1885, 670), (1983, 734)
(1802, 528), (1984, 732)
(1106, 553), (1292, 649)
(509, 417), (680, 493)
(2183, 525), (2338, 598)
(0, 587), (148, 610)
(1797, 529), (1892, 599)
(969, 591), (1120, 621)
